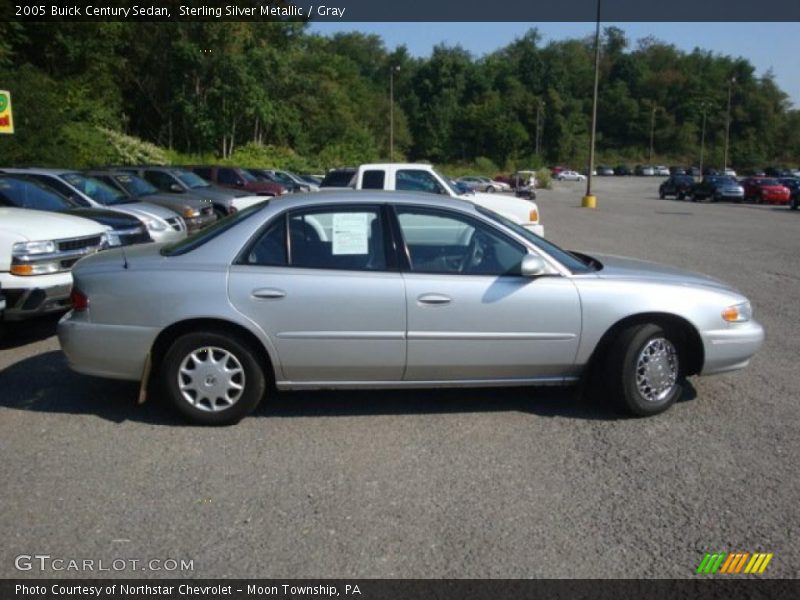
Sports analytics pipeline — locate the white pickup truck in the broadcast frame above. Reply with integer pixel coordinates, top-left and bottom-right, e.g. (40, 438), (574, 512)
(0, 207), (109, 320)
(351, 163), (544, 237)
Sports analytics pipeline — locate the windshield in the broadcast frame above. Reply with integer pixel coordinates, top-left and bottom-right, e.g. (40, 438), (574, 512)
(0, 176), (75, 211)
(61, 173), (133, 206)
(432, 169), (458, 195)
(113, 173), (158, 197)
(176, 170), (211, 189)
(476, 206), (597, 274)
(271, 171), (295, 185)
(240, 169), (258, 183)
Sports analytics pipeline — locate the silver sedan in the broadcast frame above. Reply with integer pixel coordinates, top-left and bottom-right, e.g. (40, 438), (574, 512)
(58, 192), (764, 425)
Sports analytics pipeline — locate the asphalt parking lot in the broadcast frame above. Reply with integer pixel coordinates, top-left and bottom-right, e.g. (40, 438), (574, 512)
(1, 177), (798, 579)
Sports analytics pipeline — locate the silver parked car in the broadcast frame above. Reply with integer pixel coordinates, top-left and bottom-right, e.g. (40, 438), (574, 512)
(2, 168), (187, 244)
(59, 192), (764, 425)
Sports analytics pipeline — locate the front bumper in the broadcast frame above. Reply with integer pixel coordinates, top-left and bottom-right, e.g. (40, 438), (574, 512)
(148, 227), (187, 244)
(0, 271), (74, 320)
(185, 211), (217, 233)
(700, 320), (765, 375)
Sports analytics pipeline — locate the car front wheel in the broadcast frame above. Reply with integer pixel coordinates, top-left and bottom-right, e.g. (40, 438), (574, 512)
(162, 331), (266, 425)
(607, 323), (683, 417)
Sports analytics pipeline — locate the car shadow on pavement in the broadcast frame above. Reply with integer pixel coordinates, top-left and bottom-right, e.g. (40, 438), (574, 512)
(0, 314), (62, 350)
(0, 350), (697, 425)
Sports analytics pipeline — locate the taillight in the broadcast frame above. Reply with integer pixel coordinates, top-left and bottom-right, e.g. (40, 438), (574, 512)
(70, 287), (89, 312)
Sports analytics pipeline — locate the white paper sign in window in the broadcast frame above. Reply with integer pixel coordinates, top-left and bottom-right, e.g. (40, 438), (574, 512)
(332, 212), (370, 255)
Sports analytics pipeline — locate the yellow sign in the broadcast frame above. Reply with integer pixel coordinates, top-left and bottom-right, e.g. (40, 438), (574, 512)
(0, 90), (14, 134)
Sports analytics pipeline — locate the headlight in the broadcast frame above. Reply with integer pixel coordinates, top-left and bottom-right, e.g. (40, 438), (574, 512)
(12, 240), (56, 256)
(145, 218), (167, 232)
(183, 207), (200, 218)
(722, 301), (752, 323)
(10, 261), (62, 275)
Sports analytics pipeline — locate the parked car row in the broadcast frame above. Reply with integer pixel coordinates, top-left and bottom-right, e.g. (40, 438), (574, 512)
(0, 163), (310, 321)
(658, 174), (797, 206)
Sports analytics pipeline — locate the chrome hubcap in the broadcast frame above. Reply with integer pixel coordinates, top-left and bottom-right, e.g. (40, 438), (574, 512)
(635, 338), (678, 403)
(178, 346), (245, 412)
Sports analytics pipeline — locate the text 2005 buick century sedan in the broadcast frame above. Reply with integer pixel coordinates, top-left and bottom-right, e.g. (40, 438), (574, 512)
(58, 192), (764, 425)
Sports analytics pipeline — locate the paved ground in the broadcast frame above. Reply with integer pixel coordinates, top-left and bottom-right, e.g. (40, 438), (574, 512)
(1, 177), (798, 579)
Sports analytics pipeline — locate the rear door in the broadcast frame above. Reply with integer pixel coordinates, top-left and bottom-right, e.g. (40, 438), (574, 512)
(228, 204), (406, 383)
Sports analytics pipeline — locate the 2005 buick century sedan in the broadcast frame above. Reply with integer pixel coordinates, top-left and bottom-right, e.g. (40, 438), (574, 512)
(58, 191), (764, 425)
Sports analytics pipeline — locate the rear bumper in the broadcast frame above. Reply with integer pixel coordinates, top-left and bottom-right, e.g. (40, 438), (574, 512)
(700, 320), (765, 375)
(58, 313), (157, 381)
(0, 271), (74, 320)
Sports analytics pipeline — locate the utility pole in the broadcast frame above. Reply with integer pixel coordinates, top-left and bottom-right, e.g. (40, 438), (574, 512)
(723, 76), (736, 172)
(583, 0), (601, 208)
(699, 102), (707, 176)
(649, 103), (656, 164)
(389, 65), (400, 161)
(535, 100), (543, 156)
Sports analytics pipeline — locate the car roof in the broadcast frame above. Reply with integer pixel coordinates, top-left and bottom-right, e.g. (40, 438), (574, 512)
(1, 167), (77, 176)
(272, 190), (483, 213)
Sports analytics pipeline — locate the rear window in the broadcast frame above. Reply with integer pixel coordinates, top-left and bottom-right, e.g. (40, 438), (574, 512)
(320, 170), (355, 188)
(361, 170), (385, 190)
(161, 203), (266, 256)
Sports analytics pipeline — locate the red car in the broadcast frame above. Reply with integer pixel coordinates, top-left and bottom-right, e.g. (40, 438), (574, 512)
(188, 165), (285, 197)
(741, 177), (791, 204)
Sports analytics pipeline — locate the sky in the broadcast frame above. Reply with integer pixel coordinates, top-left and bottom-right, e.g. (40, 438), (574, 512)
(307, 22), (800, 108)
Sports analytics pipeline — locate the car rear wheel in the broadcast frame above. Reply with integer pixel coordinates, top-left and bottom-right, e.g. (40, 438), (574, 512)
(162, 332), (266, 425)
(607, 323), (683, 417)
(659, 190), (665, 199)
(486, 185), (495, 193)
(790, 197), (798, 210)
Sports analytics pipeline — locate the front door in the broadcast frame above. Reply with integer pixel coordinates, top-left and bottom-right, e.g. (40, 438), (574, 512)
(394, 206), (581, 381)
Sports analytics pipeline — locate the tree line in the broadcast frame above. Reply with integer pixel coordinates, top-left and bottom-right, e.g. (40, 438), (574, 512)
(1, 19), (799, 172)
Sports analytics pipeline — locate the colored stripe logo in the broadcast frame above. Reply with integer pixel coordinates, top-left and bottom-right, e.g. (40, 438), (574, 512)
(696, 552), (773, 574)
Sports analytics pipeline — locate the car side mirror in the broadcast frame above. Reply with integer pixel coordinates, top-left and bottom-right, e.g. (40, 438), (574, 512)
(169, 183), (183, 193)
(520, 254), (547, 277)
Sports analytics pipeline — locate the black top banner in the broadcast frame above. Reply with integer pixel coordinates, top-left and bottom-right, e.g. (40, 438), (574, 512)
(5, 0), (800, 22)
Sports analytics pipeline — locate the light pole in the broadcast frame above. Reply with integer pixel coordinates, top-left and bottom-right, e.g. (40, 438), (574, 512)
(583, 0), (601, 208)
(648, 102), (657, 165)
(389, 65), (400, 161)
(723, 76), (736, 172)
(535, 99), (543, 156)
(699, 101), (708, 176)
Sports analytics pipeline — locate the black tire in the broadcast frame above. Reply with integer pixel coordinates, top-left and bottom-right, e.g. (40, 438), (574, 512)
(659, 190), (665, 199)
(162, 331), (266, 425)
(214, 207), (228, 219)
(606, 323), (683, 417)
(677, 192), (684, 201)
(790, 196), (798, 210)
(486, 185), (495, 193)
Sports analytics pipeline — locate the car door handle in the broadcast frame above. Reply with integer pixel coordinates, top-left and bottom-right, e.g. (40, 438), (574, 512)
(417, 293), (452, 305)
(252, 288), (286, 299)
